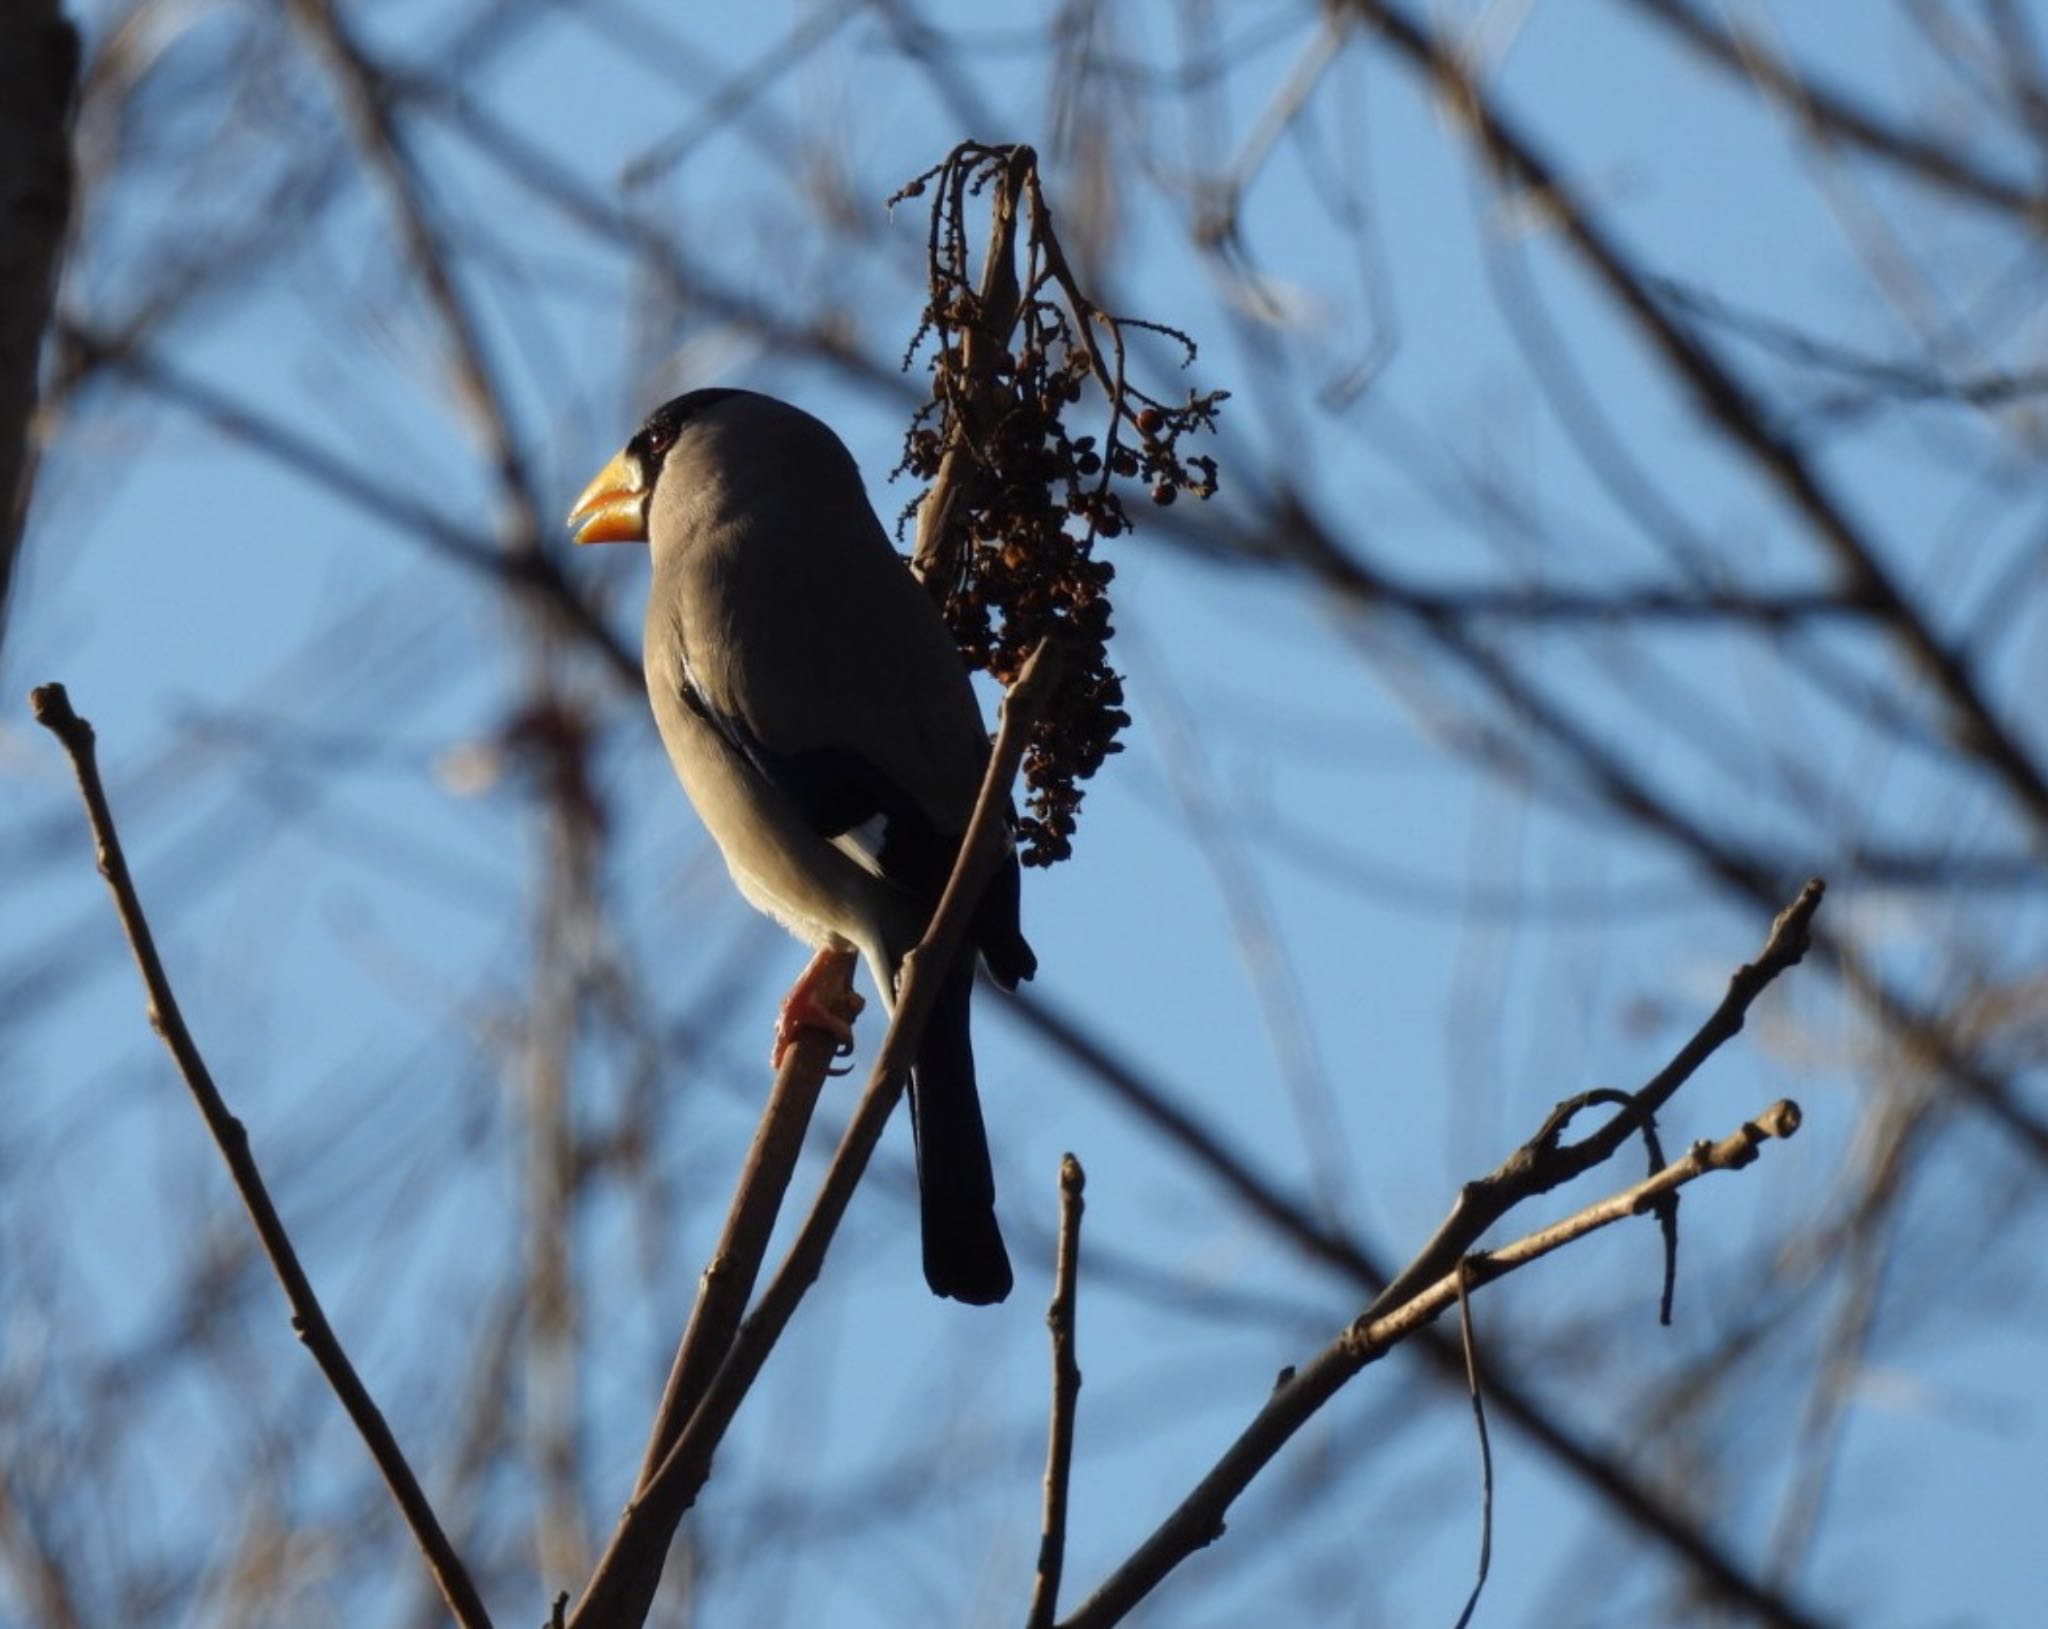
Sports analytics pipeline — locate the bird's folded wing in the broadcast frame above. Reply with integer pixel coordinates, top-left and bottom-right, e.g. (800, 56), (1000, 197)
(665, 506), (992, 901)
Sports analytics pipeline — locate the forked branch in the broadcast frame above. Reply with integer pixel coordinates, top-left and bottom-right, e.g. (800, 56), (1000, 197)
(1057, 1102), (1804, 1629)
(1050, 878), (1826, 1629)
(569, 639), (1064, 1628)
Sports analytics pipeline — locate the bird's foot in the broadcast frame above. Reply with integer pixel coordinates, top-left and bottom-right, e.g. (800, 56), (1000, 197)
(772, 944), (863, 1070)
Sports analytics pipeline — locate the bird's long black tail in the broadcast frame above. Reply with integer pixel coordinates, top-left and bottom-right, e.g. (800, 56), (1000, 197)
(909, 957), (1012, 1304)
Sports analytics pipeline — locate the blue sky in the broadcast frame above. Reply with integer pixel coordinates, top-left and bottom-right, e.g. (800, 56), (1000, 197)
(6, 3), (2045, 1626)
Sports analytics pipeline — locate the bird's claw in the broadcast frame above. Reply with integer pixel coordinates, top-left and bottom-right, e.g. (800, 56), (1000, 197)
(771, 947), (863, 1070)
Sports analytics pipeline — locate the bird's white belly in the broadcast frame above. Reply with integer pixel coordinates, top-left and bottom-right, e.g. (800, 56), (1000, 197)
(727, 859), (852, 951)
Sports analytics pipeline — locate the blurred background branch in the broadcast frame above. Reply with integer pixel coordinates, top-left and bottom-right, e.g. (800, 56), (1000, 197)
(5, 2), (2044, 1626)
(0, 0), (78, 650)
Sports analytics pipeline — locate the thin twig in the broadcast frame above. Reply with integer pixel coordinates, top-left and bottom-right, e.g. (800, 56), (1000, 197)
(912, 143), (1031, 588)
(1007, 986), (1836, 1629)
(1363, 879), (1822, 1322)
(630, 961), (855, 1495)
(1449, 1262), (1493, 1629)
(1055, 1102), (1804, 1629)
(569, 638), (1064, 1629)
(0, 0), (76, 651)
(1027, 1153), (1087, 1629)
(28, 682), (494, 1629)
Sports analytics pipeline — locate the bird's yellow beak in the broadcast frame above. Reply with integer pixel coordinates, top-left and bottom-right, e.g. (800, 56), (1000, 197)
(566, 449), (649, 544)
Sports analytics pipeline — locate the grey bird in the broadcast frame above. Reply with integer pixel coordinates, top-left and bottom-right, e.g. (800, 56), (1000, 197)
(567, 389), (1032, 1304)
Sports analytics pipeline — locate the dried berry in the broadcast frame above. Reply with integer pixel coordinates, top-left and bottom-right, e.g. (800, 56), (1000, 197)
(892, 142), (1226, 864)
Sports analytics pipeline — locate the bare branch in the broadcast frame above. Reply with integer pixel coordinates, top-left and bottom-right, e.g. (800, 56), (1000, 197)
(28, 682), (493, 1629)
(1056, 1102), (1804, 1629)
(629, 964), (854, 1495)
(1338, 0), (2048, 840)
(1620, 0), (2048, 221)
(1365, 880), (1822, 1322)
(1449, 1263), (1494, 1629)
(0, 0), (76, 650)
(1007, 984), (1838, 1627)
(285, 0), (542, 542)
(569, 638), (1064, 1629)
(1027, 1153), (1087, 1629)
(1261, 496), (2048, 1165)
(52, 321), (641, 686)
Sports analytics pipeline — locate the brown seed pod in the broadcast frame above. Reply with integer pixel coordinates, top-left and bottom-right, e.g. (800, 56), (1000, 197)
(893, 142), (1227, 865)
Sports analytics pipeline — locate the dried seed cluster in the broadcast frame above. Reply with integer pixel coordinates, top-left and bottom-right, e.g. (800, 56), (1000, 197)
(891, 145), (1226, 866)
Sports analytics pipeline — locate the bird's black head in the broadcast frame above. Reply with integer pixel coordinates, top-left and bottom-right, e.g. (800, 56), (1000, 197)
(567, 387), (748, 545)
(626, 388), (746, 480)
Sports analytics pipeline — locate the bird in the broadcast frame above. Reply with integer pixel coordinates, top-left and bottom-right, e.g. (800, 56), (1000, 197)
(566, 389), (1032, 1304)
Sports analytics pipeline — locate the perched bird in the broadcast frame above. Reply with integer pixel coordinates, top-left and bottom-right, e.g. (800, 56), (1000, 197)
(567, 389), (1032, 1304)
